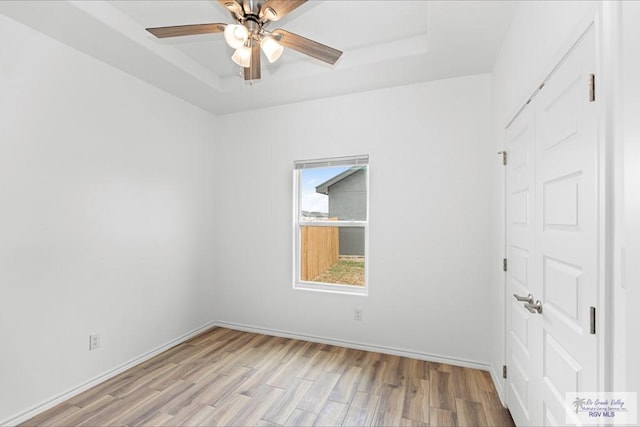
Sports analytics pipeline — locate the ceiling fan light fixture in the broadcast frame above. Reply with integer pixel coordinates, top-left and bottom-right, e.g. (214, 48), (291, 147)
(224, 24), (248, 49)
(260, 36), (284, 63)
(231, 45), (252, 68)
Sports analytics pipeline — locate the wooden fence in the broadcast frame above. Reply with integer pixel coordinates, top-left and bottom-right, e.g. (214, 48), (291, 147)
(301, 225), (339, 281)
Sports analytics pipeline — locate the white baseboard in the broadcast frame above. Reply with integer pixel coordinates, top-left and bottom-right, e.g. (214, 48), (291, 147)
(213, 320), (492, 372)
(1, 320), (216, 427)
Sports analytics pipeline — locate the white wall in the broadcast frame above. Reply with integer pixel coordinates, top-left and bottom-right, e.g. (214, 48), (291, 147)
(489, 0), (602, 399)
(621, 0), (640, 399)
(0, 15), (217, 424)
(213, 74), (493, 367)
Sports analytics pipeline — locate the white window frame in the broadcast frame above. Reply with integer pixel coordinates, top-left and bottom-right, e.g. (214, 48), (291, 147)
(292, 155), (369, 296)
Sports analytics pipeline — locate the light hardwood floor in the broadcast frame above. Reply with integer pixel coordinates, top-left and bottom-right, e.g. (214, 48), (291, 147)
(21, 327), (514, 426)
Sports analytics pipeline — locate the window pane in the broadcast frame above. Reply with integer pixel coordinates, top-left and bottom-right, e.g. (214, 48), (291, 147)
(300, 225), (365, 286)
(300, 165), (367, 221)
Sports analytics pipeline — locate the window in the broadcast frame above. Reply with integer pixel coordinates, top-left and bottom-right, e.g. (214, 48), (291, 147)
(293, 155), (369, 294)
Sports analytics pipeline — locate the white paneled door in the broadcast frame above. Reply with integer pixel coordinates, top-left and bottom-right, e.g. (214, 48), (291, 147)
(506, 100), (539, 426)
(506, 25), (600, 427)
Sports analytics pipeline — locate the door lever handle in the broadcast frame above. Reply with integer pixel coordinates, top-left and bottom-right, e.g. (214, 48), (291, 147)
(513, 293), (534, 304)
(524, 300), (543, 314)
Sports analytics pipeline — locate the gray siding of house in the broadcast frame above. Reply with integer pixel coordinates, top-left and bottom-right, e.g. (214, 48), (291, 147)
(337, 227), (365, 256)
(327, 169), (366, 256)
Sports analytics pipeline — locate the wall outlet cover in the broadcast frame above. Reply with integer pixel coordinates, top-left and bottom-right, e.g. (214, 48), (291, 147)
(89, 333), (101, 350)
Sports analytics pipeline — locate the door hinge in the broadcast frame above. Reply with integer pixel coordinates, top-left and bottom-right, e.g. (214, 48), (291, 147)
(503, 258), (508, 272)
(590, 306), (596, 334)
(588, 74), (596, 102)
(503, 365), (507, 379)
(498, 150), (507, 166)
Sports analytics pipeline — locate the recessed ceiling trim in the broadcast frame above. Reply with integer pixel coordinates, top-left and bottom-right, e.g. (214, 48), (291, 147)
(69, 0), (223, 91)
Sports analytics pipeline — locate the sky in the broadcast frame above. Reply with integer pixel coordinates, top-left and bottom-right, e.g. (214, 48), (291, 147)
(300, 166), (349, 214)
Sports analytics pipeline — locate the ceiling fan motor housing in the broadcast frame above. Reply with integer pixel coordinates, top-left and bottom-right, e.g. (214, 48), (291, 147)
(244, 18), (262, 40)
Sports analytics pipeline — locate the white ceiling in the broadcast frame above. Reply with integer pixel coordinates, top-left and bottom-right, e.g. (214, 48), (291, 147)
(0, 0), (517, 115)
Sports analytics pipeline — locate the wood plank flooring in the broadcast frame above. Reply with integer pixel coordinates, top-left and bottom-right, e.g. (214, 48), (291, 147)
(21, 328), (514, 426)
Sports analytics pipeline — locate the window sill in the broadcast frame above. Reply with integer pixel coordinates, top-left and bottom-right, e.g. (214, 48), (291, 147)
(293, 281), (368, 296)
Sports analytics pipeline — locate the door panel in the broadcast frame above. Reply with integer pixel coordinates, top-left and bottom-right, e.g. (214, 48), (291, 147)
(542, 256), (582, 327)
(506, 105), (539, 427)
(542, 172), (581, 230)
(535, 25), (598, 426)
(505, 24), (599, 426)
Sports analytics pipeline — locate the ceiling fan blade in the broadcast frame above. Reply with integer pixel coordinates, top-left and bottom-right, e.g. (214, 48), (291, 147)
(260, 0), (306, 21)
(244, 42), (262, 80)
(272, 29), (342, 65)
(146, 23), (226, 38)
(217, 0), (244, 20)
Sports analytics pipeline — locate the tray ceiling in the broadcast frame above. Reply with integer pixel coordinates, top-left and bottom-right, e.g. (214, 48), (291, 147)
(0, 1), (517, 115)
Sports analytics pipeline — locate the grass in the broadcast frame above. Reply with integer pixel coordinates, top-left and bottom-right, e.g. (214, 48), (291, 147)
(312, 257), (365, 286)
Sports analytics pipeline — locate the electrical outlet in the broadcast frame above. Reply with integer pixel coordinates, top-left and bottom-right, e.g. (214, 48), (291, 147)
(354, 309), (363, 321)
(89, 333), (101, 350)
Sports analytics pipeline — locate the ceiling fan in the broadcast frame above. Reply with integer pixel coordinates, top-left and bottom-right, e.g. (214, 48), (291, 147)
(145, 0), (343, 81)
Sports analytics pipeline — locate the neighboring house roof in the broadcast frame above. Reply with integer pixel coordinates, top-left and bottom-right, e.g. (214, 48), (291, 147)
(315, 166), (365, 195)
(301, 211), (328, 218)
